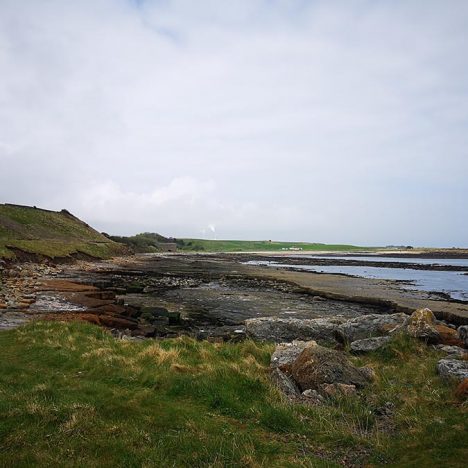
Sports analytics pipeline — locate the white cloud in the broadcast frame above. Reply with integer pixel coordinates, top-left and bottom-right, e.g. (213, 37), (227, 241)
(0, 0), (467, 246)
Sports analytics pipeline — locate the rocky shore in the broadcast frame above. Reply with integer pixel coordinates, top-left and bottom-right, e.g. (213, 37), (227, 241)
(0, 253), (388, 338)
(0, 253), (466, 354)
(2, 253), (468, 336)
(2, 253), (467, 390)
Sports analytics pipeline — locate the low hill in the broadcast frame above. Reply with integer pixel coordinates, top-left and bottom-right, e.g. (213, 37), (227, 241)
(0, 204), (127, 260)
(177, 238), (370, 252)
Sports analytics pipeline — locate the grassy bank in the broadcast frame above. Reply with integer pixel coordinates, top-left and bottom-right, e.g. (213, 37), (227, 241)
(0, 321), (466, 467)
(177, 239), (372, 253)
(0, 204), (126, 260)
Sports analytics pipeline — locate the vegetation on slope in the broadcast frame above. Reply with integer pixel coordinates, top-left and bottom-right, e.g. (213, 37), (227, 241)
(0, 204), (127, 260)
(108, 232), (174, 253)
(177, 238), (371, 252)
(0, 321), (466, 467)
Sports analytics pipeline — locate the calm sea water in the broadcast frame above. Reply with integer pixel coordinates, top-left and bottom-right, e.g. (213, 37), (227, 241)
(291, 255), (468, 267)
(246, 257), (468, 301)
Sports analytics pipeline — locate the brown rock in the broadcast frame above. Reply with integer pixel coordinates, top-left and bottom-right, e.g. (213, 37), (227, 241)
(455, 378), (468, 400)
(39, 280), (97, 292)
(435, 325), (464, 347)
(270, 340), (317, 372)
(291, 345), (373, 392)
(99, 315), (138, 330)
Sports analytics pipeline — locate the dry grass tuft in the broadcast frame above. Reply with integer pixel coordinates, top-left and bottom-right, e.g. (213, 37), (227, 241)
(138, 344), (180, 365)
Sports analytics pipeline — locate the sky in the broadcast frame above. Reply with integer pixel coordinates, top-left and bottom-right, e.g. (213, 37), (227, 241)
(1, 0), (467, 247)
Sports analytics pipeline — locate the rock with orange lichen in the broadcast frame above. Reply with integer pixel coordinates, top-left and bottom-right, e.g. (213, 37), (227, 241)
(406, 308), (440, 344)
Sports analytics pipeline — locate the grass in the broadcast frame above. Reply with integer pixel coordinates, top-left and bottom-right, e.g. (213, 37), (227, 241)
(177, 239), (374, 253)
(0, 322), (466, 467)
(0, 204), (126, 260)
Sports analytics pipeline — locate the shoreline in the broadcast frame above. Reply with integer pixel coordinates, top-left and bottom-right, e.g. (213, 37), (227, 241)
(1, 253), (468, 337)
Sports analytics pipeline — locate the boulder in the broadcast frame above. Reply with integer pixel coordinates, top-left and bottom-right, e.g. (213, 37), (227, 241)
(406, 308), (439, 343)
(454, 378), (468, 400)
(458, 325), (468, 348)
(270, 367), (301, 398)
(437, 359), (468, 381)
(350, 336), (391, 353)
(290, 344), (373, 391)
(435, 345), (467, 359)
(271, 340), (317, 370)
(335, 313), (407, 343)
(434, 325), (464, 347)
(245, 317), (345, 343)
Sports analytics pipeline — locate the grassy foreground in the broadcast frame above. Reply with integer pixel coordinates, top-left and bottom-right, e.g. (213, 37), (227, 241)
(178, 239), (371, 253)
(0, 322), (466, 467)
(0, 204), (126, 260)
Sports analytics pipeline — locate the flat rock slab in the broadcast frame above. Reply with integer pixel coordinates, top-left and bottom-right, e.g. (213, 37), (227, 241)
(245, 317), (346, 343)
(0, 311), (29, 330)
(335, 313), (408, 343)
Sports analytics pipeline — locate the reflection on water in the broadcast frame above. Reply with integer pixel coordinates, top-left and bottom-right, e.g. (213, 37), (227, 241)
(246, 257), (468, 301)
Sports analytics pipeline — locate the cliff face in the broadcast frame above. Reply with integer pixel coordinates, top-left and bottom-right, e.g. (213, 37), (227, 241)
(0, 203), (127, 260)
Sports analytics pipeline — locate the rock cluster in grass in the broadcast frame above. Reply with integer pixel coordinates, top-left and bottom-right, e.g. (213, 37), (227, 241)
(269, 339), (374, 402)
(265, 307), (468, 401)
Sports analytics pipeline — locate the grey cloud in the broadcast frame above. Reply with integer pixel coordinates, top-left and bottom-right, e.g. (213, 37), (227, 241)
(1, 0), (467, 246)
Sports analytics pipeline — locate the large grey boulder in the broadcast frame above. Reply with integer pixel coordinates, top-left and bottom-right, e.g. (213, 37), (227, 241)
(350, 336), (391, 353)
(245, 317), (345, 343)
(270, 340), (317, 369)
(437, 359), (468, 381)
(290, 344), (373, 392)
(335, 313), (407, 343)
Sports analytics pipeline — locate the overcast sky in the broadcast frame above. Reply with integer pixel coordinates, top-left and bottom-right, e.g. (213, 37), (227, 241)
(1, 1), (467, 246)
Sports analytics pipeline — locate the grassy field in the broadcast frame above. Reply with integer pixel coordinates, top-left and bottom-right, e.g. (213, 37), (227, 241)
(0, 321), (466, 467)
(177, 239), (372, 253)
(0, 204), (126, 260)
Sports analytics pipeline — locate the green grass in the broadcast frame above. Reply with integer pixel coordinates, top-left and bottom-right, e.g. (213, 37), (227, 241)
(0, 204), (126, 260)
(0, 322), (466, 467)
(177, 239), (373, 253)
